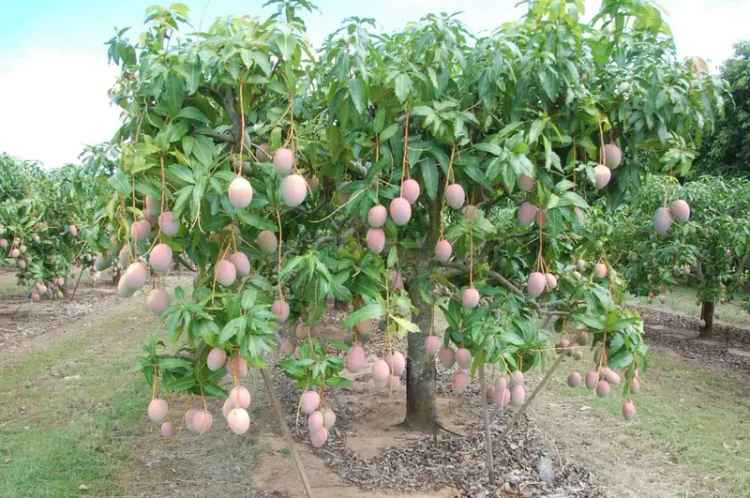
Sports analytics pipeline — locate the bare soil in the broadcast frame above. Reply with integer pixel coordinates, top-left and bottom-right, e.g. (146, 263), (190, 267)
(0, 270), (122, 361)
(528, 374), (706, 498)
(638, 307), (750, 372)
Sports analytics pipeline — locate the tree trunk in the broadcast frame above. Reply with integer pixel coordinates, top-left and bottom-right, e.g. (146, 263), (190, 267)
(403, 285), (436, 430)
(699, 301), (714, 338)
(402, 186), (443, 430)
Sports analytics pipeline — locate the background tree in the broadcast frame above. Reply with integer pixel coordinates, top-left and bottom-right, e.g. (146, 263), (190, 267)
(696, 40), (750, 177)
(0, 154), (96, 297)
(583, 174), (750, 338)
(0, 153), (45, 202)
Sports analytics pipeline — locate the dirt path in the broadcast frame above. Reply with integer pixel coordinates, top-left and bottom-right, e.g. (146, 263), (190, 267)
(0, 281), (162, 497)
(0, 270), (122, 363)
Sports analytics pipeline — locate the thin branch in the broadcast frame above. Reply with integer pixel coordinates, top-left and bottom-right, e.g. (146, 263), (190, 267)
(70, 267), (85, 300)
(175, 254), (197, 273)
(487, 269), (524, 297)
(445, 262), (523, 298)
(506, 353), (564, 433)
(196, 129), (235, 144)
(260, 368), (315, 498)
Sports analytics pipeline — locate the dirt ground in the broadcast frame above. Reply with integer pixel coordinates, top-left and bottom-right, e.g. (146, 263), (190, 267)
(0, 269), (121, 361)
(528, 307), (750, 498)
(2, 271), (749, 498)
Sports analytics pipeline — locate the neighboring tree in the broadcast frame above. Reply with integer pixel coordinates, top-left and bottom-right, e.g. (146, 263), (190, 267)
(102, 0), (721, 453)
(0, 154), (96, 297)
(696, 40), (750, 177)
(0, 153), (45, 202)
(584, 174), (750, 338)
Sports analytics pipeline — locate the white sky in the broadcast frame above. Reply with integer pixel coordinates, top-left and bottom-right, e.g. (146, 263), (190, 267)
(0, 0), (746, 168)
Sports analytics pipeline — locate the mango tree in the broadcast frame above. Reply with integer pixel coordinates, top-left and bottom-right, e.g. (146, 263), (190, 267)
(697, 40), (750, 177)
(102, 0), (721, 483)
(0, 154), (94, 298)
(583, 174), (750, 337)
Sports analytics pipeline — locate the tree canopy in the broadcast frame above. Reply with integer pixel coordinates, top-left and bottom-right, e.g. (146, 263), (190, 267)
(696, 40), (750, 177)
(584, 174), (750, 336)
(92, 0), (725, 435)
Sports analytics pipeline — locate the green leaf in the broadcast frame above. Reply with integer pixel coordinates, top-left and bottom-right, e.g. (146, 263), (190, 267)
(241, 289), (258, 310)
(343, 303), (384, 328)
(192, 136), (215, 166)
(203, 383), (227, 397)
(420, 158), (438, 200)
(348, 79), (366, 115)
(608, 350), (634, 369)
(252, 51), (272, 76)
(326, 376), (353, 387)
(394, 73), (412, 103)
(236, 211), (276, 230)
(173, 185), (193, 217)
(476, 142), (504, 156)
(177, 107), (209, 123)
(575, 313), (605, 330)
(386, 246), (398, 268)
(411, 106), (433, 117)
(164, 73), (186, 118)
(390, 314), (419, 333)
(219, 316), (246, 343)
(158, 357), (193, 370)
(162, 375), (196, 392)
(373, 108), (386, 133)
(528, 119), (546, 144)
(380, 123), (399, 142)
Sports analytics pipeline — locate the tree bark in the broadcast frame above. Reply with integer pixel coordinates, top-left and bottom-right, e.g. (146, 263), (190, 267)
(403, 281), (436, 430)
(699, 301), (715, 338)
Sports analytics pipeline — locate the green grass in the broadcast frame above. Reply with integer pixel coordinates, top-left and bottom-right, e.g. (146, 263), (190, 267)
(0, 271), (20, 296)
(628, 285), (750, 329)
(552, 350), (750, 496)
(0, 308), (155, 498)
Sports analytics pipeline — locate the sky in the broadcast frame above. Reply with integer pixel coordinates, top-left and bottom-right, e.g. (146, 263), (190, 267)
(1, 0), (748, 168)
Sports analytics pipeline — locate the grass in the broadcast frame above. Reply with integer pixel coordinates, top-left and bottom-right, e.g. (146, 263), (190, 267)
(0, 271), (20, 297)
(628, 285), (750, 329)
(0, 305), (156, 498)
(549, 348), (750, 497)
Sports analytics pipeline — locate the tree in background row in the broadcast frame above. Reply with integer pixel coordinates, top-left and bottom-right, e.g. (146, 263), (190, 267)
(0, 153), (101, 298)
(583, 174), (750, 337)
(696, 40), (750, 177)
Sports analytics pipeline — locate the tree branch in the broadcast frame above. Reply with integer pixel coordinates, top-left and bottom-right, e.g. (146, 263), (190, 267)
(442, 262), (572, 319)
(196, 128), (235, 144)
(175, 254), (197, 273)
(259, 368), (315, 498)
(223, 88), (242, 142)
(487, 269), (524, 297)
(506, 353), (564, 433)
(445, 262), (524, 298)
